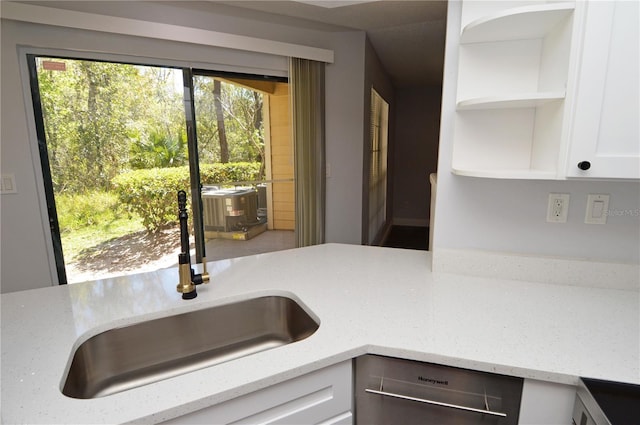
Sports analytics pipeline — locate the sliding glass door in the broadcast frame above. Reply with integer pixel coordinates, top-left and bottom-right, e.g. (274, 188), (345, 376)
(28, 55), (192, 284)
(190, 70), (295, 261)
(27, 55), (294, 285)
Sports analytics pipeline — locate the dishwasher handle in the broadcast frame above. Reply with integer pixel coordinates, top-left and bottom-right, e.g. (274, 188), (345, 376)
(365, 388), (508, 418)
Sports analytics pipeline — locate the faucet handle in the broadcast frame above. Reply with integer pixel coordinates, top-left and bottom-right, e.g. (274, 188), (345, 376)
(177, 190), (187, 211)
(177, 263), (197, 299)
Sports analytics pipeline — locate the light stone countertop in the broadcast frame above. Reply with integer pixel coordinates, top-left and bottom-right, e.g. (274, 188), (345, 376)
(1, 243), (638, 424)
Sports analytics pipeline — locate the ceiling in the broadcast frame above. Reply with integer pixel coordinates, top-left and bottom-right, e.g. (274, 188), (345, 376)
(205, 0), (448, 88)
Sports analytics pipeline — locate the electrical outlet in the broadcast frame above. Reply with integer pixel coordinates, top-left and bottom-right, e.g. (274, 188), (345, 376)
(547, 193), (570, 223)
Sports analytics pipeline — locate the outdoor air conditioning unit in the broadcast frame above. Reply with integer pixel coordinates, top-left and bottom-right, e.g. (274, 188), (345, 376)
(201, 187), (259, 232)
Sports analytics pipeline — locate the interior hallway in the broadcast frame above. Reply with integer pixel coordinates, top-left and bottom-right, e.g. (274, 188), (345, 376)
(382, 226), (429, 251)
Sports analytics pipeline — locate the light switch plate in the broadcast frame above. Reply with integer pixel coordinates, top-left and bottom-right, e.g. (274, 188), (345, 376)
(1, 174), (17, 194)
(585, 194), (609, 224)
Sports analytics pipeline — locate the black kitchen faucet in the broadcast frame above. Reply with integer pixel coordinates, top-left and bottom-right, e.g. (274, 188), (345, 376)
(176, 190), (209, 299)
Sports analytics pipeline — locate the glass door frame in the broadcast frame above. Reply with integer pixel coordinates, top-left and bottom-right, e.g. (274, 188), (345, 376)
(26, 54), (68, 284)
(182, 68), (206, 264)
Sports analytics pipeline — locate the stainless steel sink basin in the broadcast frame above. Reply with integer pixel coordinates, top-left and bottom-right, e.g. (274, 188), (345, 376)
(62, 295), (319, 399)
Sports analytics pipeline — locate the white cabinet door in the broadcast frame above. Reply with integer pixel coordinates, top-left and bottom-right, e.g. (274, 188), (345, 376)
(161, 360), (352, 424)
(567, 0), (640, 179)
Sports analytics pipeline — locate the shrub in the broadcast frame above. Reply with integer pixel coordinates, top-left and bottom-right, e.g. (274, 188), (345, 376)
(112, 162), (261, 232)
(56, 190), (125, 232)
(200, 162), (262, 185)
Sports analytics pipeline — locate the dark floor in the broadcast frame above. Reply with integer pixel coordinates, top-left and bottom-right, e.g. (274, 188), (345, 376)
(382, 225), (429, 250)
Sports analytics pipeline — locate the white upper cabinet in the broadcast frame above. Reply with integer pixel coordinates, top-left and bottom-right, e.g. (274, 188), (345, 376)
(451, 0), (639, 180)
(565, 1), (640, 179)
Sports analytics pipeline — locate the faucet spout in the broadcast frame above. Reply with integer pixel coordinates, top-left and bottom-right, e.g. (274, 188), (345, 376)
(176, 190), (210, 300)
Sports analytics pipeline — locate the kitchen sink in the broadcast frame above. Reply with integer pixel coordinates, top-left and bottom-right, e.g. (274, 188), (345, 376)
(62, 295), (319, 399)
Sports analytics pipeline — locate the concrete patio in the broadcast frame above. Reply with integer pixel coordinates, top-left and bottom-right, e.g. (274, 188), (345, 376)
(203, 229), (296, 261)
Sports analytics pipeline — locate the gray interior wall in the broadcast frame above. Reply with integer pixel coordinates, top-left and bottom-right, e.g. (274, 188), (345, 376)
(324, 30), (367, 245)
(392, 86), (442, 226)
(433, 1), (640, 264)
(0, 3), (368, 293)
(0, 25), (54, 293)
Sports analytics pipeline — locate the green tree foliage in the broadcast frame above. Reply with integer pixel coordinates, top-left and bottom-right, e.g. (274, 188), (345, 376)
(193, 76), (265, 176)
(213, 79), (230, 163)
(38, 59), (150, 192)
(128, 128), (188, 169)
(128, 67), (187, 169)
(37, 59), (189, 193)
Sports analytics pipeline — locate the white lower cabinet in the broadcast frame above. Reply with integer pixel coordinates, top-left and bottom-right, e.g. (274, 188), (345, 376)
(161, 360), (352, 425)
(161, 359), (578, 425)
(518, 379), (576, 425)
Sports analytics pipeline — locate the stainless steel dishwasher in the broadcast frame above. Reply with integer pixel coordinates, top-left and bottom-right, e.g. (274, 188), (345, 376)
(355, 355), (523, 425)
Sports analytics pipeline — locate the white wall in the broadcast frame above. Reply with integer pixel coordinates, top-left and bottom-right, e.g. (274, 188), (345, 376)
(392, 86), (441, 226)
(0, 3), (369, 292)
(433, 1), (640, 264)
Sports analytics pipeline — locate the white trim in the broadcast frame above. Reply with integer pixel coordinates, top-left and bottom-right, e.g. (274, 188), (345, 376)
(1, 2), (334, 64)
(17, 52), (59, 285)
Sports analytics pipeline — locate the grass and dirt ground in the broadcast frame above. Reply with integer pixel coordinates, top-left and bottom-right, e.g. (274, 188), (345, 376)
(59, 190), (183, 283)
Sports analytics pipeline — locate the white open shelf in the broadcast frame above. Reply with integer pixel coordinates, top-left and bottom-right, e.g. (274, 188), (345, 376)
(456, 92), (565, 110)
(451, 167), (557, 180)
(460, 2), (575, 44)
(452, 1), (576, 179)
(452, 104), (564, 179)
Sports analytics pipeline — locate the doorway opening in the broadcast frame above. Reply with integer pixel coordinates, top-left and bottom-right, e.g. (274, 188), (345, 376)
(191, 71), (295, 262)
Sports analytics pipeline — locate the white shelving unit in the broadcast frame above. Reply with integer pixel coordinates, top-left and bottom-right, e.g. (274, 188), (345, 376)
(452, 1), (577, 179)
